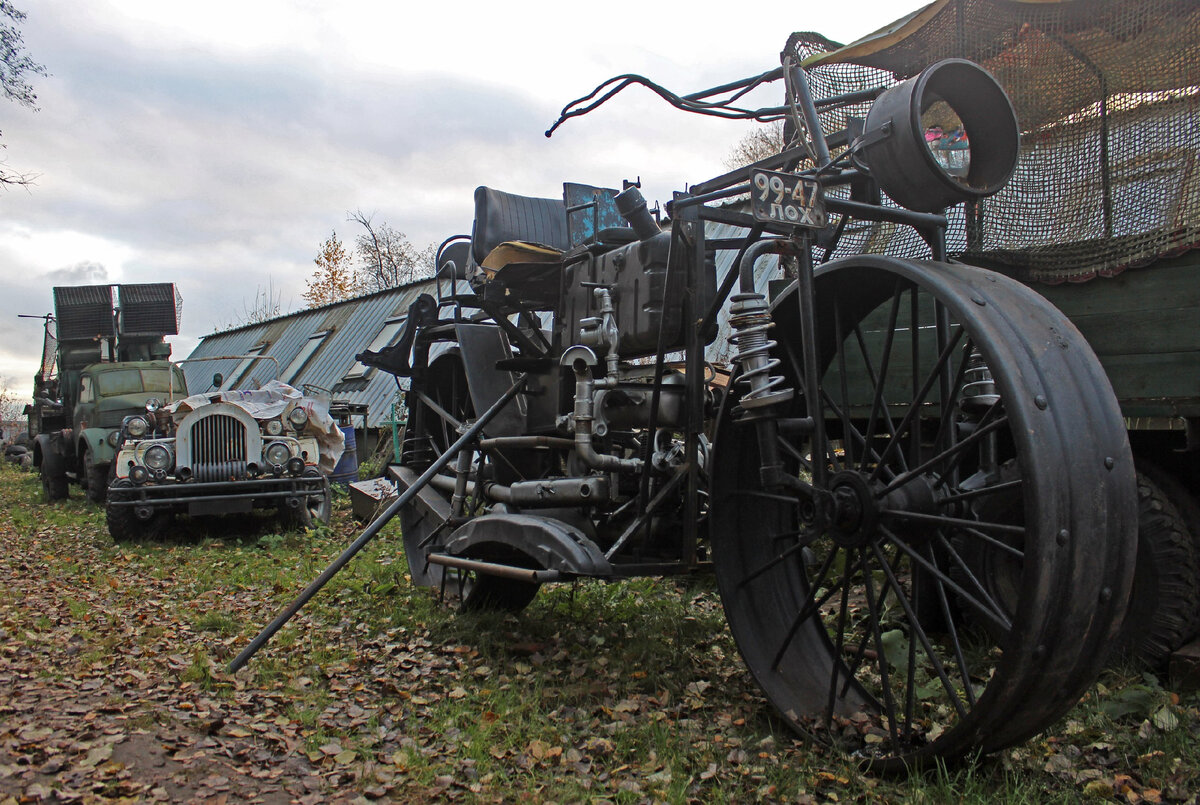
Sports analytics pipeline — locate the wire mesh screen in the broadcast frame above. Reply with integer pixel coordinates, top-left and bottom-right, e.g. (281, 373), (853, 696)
(52, 285), (115, 340)
(118, 283), (181, 335)
(39, 322), (57, 383)
(800, 0), (1199, 282)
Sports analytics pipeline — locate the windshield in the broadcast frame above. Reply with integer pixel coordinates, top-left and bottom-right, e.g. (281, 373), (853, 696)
(94, 367), (186, 396)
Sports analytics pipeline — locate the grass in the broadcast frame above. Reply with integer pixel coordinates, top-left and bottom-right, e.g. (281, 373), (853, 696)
(2, 463), (1200, 802)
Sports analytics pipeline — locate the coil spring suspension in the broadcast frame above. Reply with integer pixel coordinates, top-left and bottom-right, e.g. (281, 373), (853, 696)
(960, 348), (1000, 413)
(730, 292), (793, 413)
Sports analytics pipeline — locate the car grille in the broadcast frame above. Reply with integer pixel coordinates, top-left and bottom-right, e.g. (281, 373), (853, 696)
(189, 413), (249, 481)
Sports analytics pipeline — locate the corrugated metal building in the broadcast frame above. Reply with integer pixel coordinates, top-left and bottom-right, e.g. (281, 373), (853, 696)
(182, 279), (440, 457)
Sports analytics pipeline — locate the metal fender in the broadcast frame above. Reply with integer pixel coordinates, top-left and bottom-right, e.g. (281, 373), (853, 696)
(444, 513), (612, 577)
(79, 427), (117, 464)
(34, 433), (67, 475)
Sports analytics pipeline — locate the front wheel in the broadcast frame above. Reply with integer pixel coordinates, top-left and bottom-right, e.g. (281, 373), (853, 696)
(281, 476), (332, 530)
(83, 448), (108, 505)
(710, 256), (1136, 770)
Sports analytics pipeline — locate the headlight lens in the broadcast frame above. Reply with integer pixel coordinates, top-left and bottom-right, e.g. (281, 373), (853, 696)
(264, 419), (284, 436)
(143, 445), (173, 472)
(126, 417), (149, 438)
(287, 407), (309, 430)
(145, 397), (163, 413)
(265, 441), (292, 467)
(106, 430), (120, 447)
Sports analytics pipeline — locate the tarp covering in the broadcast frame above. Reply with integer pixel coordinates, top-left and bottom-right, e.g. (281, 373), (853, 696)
(797, 0), (1200, 282)
(170, 380), (345, 473)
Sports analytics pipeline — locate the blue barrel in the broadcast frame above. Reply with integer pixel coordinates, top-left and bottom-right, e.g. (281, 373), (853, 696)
(330, 425), (359, 487)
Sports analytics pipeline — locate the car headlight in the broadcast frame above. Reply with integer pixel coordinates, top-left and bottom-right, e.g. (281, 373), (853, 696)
(264, 419), (284, 436)
(265, 441), (292, 467)
(126, 416), (149, 438)
(106, 430), (120, 447)
(145, 397), (163, 413)
(287, 407), (309, 430)
(143, 444), (173, 472)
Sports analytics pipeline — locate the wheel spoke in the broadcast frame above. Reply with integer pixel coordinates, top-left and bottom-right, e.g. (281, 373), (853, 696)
(925, 541), (977, 707)
(880, 410), (1008, 497)
(868, 324), (966, 484)
(871, 542), (970, 722)
(737, 533), (817, 588)
(881, 509), (1025, 538)
(834, 297), (855, 467)
(883, 526), (1013, 633)
(861, 544), (901, 744)
(937, 478), (1023, 507)
(935, 531), (1018, 626)
(855, 281), (906, 474)
(771, 546), (866, 670)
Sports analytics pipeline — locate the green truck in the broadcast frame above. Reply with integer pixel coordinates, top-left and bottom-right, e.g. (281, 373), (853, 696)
(29, 283), (185, 503)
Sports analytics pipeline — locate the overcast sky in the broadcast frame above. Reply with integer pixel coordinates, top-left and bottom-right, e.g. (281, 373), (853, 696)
(0, 0), (909, 400)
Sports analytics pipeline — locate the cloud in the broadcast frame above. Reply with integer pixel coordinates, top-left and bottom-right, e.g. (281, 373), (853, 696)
(45, 260), (109, 285)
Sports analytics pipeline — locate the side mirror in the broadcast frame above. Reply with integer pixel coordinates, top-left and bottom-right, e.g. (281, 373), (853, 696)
(212, 372), (224, 389)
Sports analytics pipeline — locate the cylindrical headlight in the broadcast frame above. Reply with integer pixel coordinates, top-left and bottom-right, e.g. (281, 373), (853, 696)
(107, 430), (120, 447)
(145, 397), (163, 413)
(143, 445), (173, 472)
(855, 59), (1019, 213)
(287, 407), (309, 431)
(265, 441), (292, 467)
(126, 416), (149, 438)
(264, 419), (284, 436)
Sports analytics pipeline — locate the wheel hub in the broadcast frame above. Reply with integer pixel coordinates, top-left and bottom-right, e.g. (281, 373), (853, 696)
(827, 470), (881, 548)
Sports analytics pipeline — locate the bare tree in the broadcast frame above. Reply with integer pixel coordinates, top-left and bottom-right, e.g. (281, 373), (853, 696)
(723, 120), (787, 171)
(1, 2), (47, 188)
(348, 210), (435, 292)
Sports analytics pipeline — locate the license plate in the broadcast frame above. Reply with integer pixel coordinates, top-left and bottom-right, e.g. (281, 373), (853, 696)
(749, 169), (827, 230)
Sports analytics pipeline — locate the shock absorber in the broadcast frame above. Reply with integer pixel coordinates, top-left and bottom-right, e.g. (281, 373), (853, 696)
(729, 292), (793, 415)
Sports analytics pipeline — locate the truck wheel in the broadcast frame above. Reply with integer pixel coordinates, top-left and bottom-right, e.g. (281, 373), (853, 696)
(83, 448), (108, 505)
(106, 481), (171, 543)
(281, 476), (332, 530)
(42, 468), (68, 501)
(1117, 463), (1200, 666)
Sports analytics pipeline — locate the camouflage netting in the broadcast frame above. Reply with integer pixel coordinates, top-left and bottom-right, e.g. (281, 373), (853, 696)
(797, 0), (1200, 283)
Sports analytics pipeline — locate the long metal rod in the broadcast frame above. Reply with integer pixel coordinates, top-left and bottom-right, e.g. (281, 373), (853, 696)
(426, 553), (563, 583)
(228, 374), (527, 672)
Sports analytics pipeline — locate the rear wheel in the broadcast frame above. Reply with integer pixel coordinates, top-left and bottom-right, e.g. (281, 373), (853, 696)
(41, 467), (68, 501)
(711, 257), (1135, 770)
(1117, 462), (1200, 666)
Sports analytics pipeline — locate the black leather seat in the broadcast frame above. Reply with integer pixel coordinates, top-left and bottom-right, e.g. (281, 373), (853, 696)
(469, 187), (569, 273)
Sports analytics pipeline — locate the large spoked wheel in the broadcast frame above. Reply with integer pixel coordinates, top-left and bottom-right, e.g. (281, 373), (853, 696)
(710, 256), (1136, 771)
(400, 351), (540, 610)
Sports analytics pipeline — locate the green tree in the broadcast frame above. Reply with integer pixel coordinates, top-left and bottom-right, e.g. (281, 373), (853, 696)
(1, 1), (47, 187)
(303, 231), (362, 307)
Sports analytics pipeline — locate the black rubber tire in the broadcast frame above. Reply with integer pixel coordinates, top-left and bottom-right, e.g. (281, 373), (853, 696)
(710, 256), (1136, 771)
(106, 503), (171, 543)
(281, 476), (332, 530)
(42, 467), (68, 501)
(83, 448), (108, 505)
(461, 573), (541, 612)
(106, 480), (172, 543)
(1116, 462), (1200, 666)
